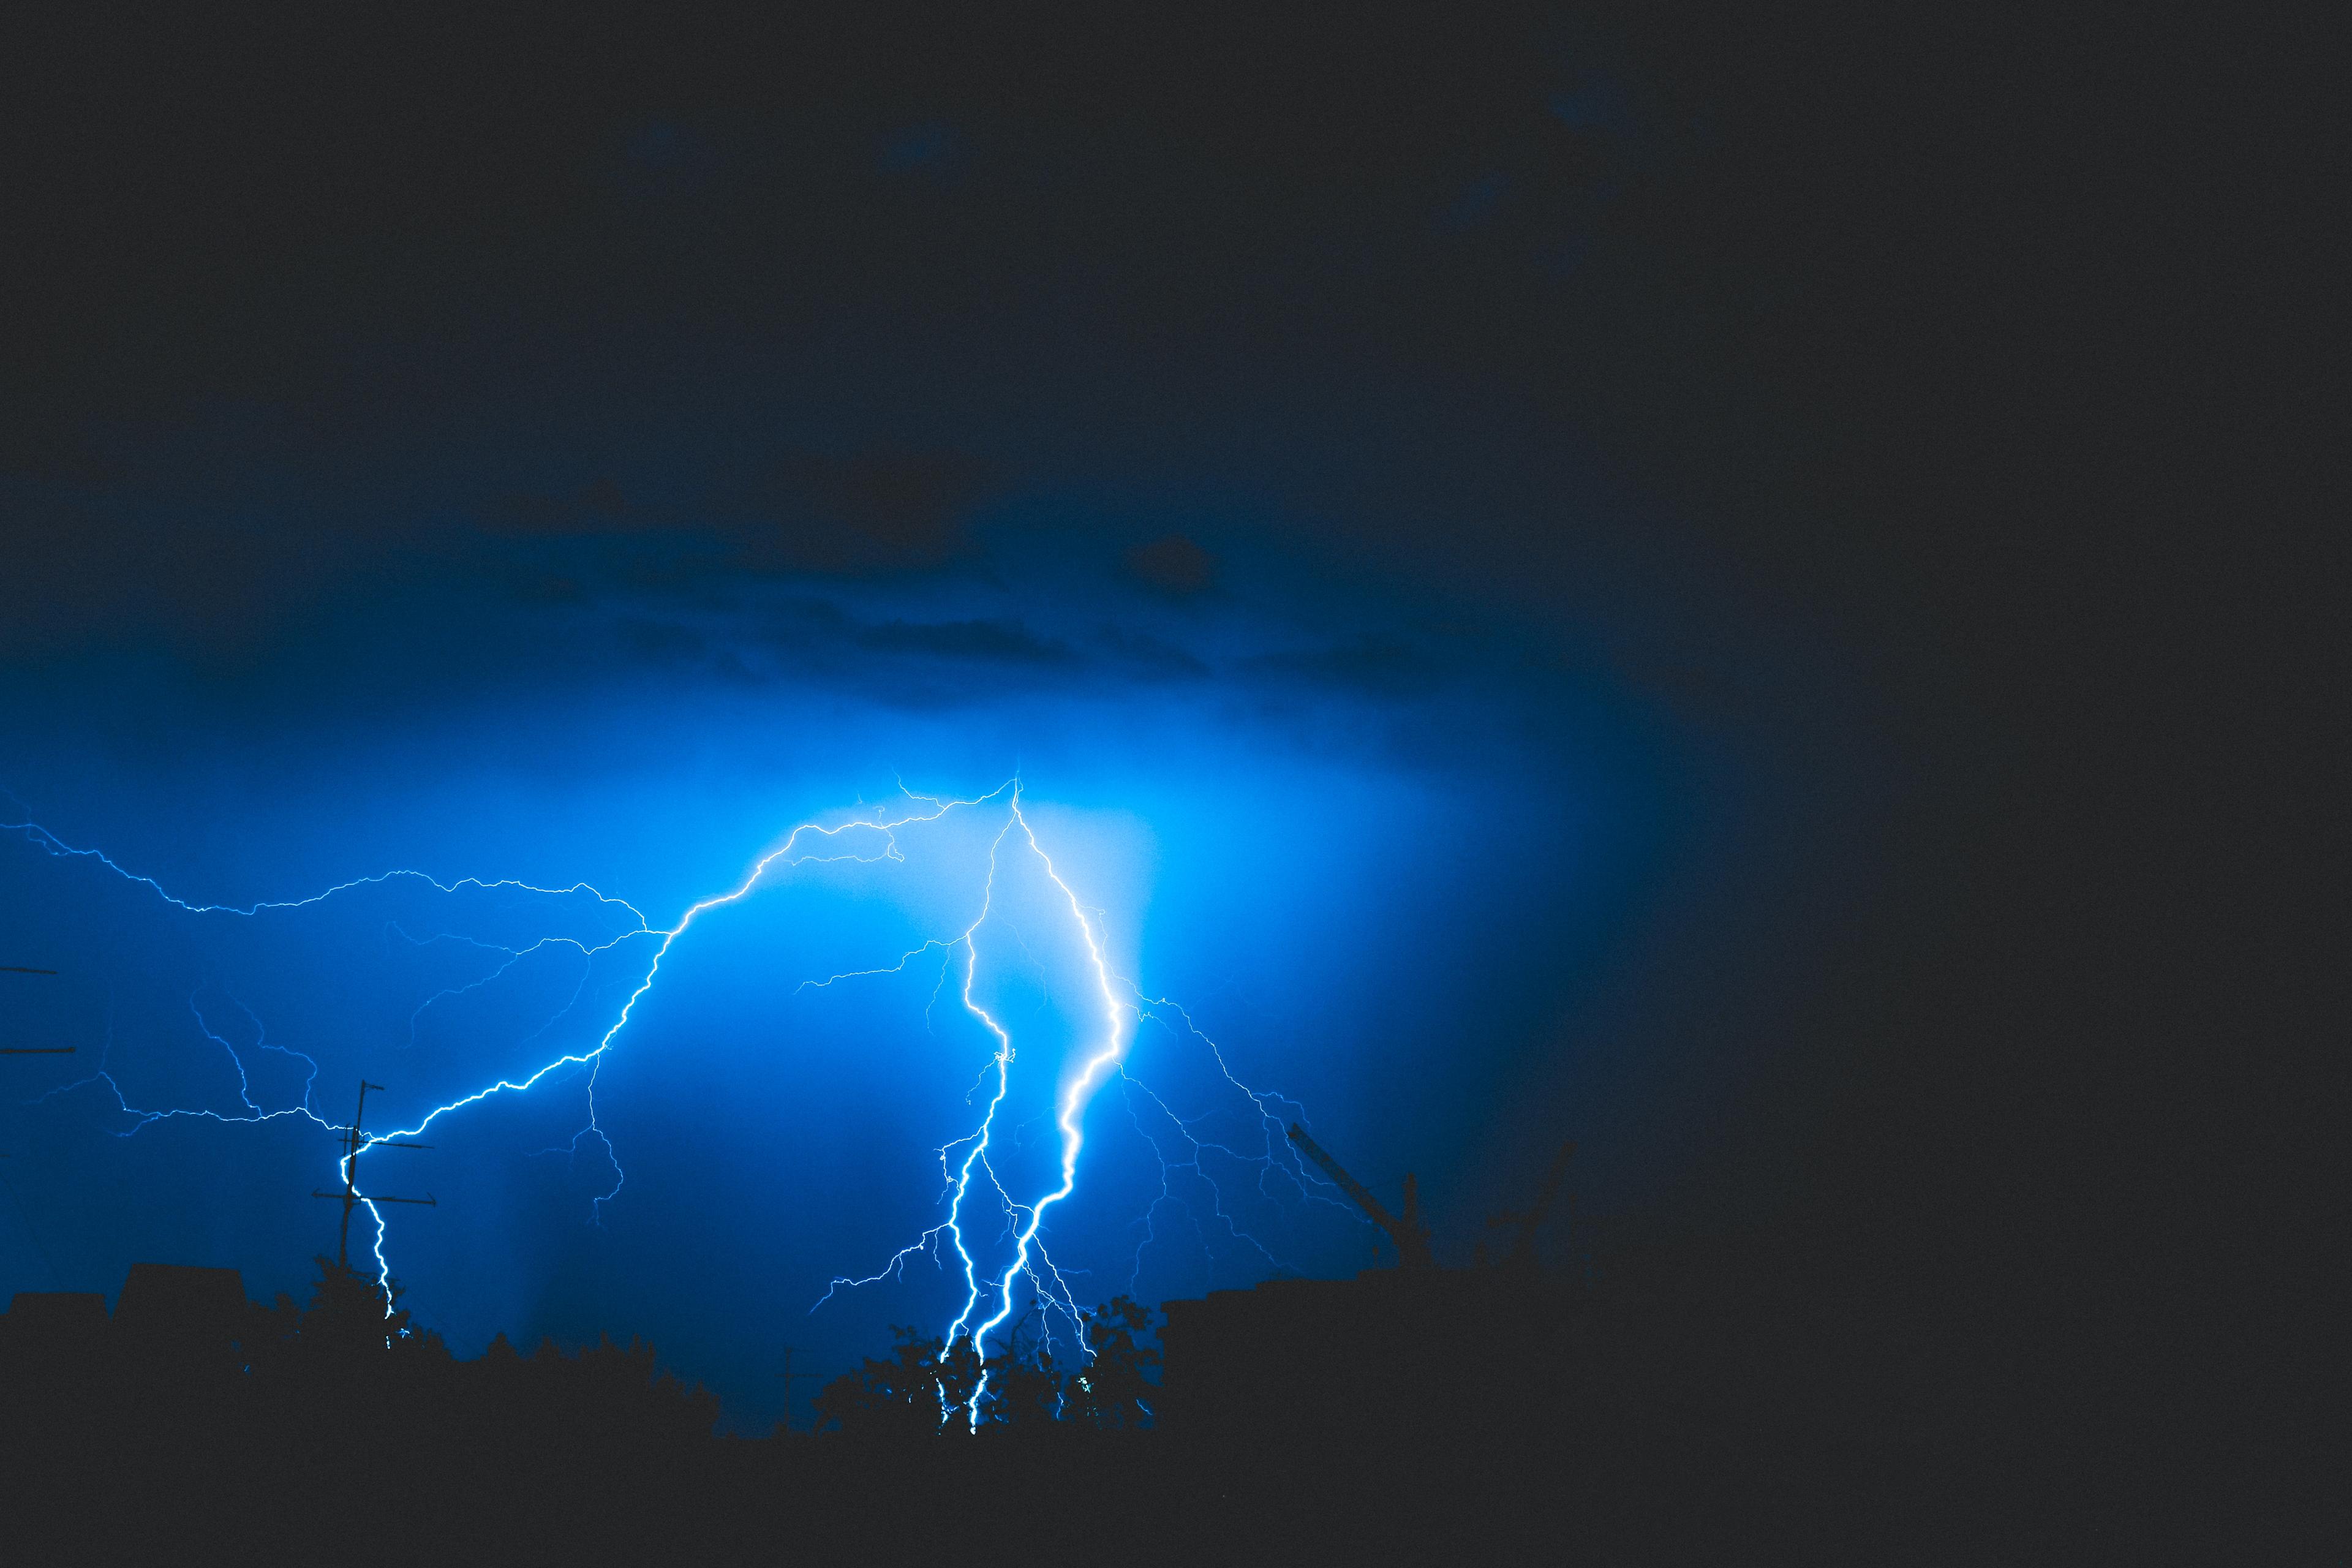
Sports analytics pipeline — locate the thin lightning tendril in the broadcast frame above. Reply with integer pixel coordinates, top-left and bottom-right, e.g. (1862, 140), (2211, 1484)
(4, 785), (1349, 1426)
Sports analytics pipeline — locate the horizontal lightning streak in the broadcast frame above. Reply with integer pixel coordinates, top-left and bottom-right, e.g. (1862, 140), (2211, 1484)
(7, 782), (1327, 1392)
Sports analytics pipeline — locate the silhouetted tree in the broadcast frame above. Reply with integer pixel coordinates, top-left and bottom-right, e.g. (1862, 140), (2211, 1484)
(979, 1345), (1064, 1433)
(1066, 1296), (1159, 1430)
(295, 1256), (429, 1355)
(824, 1300), (1160, 1435)
(815, 1325), (983, 1436)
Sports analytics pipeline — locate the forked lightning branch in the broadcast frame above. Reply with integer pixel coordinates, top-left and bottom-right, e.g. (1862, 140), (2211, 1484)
(4, 785), (1345, 1427)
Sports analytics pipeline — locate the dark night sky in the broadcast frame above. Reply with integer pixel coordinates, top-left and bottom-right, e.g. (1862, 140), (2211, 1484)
(0, 4), (2315, 1441)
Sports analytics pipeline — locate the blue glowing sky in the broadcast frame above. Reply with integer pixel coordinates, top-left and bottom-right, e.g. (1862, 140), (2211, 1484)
(0, 485), (1848, 1428)
(0, 23), (1907, 1430)
(0, 6), (2257, 1469)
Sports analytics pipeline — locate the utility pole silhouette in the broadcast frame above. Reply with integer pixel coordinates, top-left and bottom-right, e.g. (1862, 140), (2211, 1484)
(1287, 1123), (1433, 1270)
(1482, 1141), (1575, 1268)
(775, 1345), (810, 1431)
(311, 1079), (435, 1269)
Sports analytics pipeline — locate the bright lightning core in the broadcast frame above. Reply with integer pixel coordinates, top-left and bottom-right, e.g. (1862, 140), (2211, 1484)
(3, 783), (1340, 1425)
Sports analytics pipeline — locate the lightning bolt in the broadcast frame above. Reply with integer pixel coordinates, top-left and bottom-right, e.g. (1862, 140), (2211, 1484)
(4, 782), (1353, 1422)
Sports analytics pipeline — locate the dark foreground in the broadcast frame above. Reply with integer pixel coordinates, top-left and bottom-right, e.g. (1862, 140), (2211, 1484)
(4, 1369), (2311, 1562)
(0, 1415), (2130, 1563)
(2, 1260), (2320, 1561)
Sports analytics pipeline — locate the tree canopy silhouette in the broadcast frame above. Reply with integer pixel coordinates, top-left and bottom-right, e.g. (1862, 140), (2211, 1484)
(814, 1297), (1159, 1436)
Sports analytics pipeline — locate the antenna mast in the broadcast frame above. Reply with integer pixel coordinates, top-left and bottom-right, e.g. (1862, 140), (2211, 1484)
(1485, 1141), (1575, 1267)
(1286, 1123), (1433, 1270)
(311, 1079), (435, 1268)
